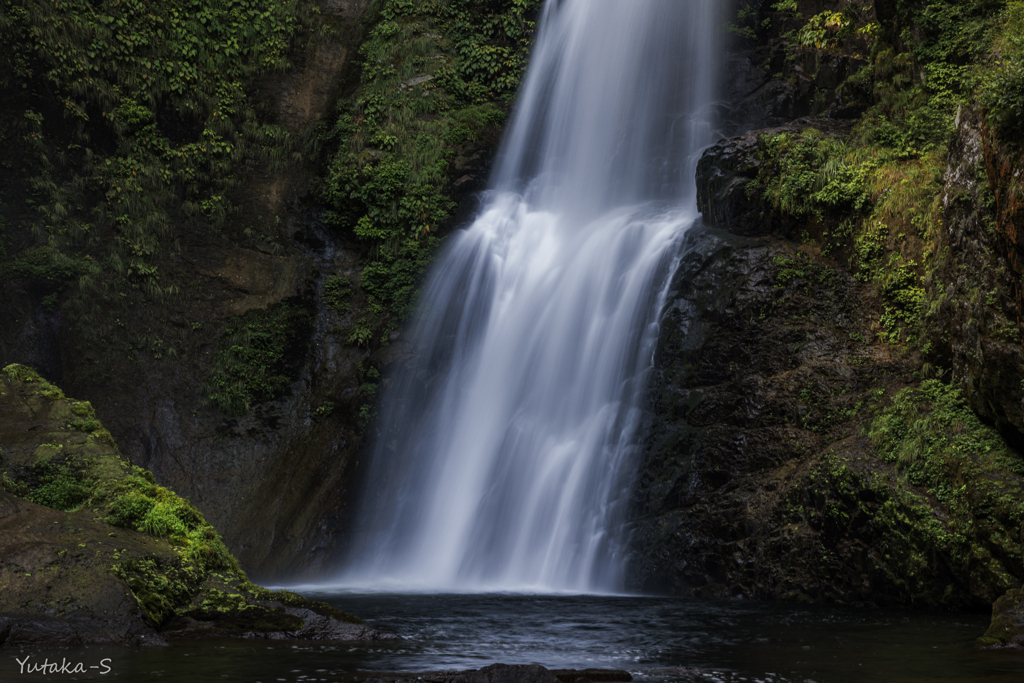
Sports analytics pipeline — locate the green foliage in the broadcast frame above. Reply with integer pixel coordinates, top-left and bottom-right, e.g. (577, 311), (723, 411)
(981, 2), (1024, 144)
(0, 246), (96, 284)
(26, 460), (93, 511)
(757, 130), (870, 219)
(876, 253), (924, 344)
(321, 0), (539, 345)
(312, 400), (334, 418)
(869, 380), (1024, 485)
(755, 106), (944, 347)
(846, 0), (1004, 154)
(205, 304), (308, 415)
(438, 0), (541, 104)
(772, 253), (809, 288)
(2, 470), (29, 497)
(0, 0), (310, 300)
(726, 3), (765, 41)
(323, 274), (352, 313)
(356, 361), (380, 420)
(797, 10), (854, 51)
(788, 447), (980, 606)
(864, 379), (1024, 590)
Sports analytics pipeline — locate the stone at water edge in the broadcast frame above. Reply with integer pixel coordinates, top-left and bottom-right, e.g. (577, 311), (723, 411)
(979, 586), (1024, 647)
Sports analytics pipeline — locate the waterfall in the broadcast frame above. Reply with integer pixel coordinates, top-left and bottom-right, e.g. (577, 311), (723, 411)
(339, 0), (724, 592)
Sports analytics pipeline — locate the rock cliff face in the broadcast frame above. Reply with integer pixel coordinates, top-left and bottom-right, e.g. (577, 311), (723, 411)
(0, 0), (376, 581)
(0, 0), (509, 581)
(921, 108), (1024, 439)
(628, 115), (1024, 611)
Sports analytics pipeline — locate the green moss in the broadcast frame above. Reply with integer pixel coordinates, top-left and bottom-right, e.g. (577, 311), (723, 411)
(3, 363), (45, 384)
(866, 380), (1024, 594)
(107, 489), (157, 529)
(25, 459), (94, 511)
(113, 557), (192, 627)
(106, 473), (247, 627)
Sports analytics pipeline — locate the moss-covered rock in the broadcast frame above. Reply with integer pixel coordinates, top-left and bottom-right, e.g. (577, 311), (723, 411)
(981, 586), (1024, 647)
(0, 364), (393, 646)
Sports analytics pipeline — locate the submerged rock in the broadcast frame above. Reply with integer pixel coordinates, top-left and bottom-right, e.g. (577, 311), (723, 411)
(362, 664), (632, 683)
(0, 364), (391, 647)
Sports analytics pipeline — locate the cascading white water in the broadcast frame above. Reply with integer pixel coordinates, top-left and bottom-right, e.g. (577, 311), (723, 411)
(339, 0), (724, 592)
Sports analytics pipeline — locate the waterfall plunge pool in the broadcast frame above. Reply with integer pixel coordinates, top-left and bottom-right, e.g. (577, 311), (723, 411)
(8, 593), (1024, 682)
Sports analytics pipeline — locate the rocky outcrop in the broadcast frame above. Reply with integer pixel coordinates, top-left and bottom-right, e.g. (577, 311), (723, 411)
(938, 113), (1024, 648)
(719, 1), (873, 134)
(696, 118), (851, 237)
(628, 129), (1024, 609)
(0, 364), (391, 646)
(922, 108), (1024, 439)
(982, 585), (1024, 647)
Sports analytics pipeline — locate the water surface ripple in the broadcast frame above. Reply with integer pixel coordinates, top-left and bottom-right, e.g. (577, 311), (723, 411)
(10, 595), (1024, 683)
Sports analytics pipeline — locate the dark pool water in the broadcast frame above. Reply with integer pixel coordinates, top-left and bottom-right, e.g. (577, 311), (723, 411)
(6, 593), (1024, 682)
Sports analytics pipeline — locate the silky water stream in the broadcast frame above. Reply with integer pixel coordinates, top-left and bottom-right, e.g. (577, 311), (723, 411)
(340, 0), (721, 595)
(6, 2), (1024, 682)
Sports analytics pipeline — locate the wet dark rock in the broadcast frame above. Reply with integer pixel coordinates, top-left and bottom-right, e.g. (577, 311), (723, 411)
(628, 224), (920, 602)
(695, 131), (771, 237)
(981, 586), (1024, 647)
(361, 664), (632, 683)
(630, 120), (1024, 607)
(921, 108), (1024, 438)
(161, 605), (398, 641)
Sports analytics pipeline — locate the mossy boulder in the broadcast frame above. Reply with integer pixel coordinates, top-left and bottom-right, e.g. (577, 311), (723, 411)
(0, 364), (393, 646)
(981, 586), (1024, 647)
